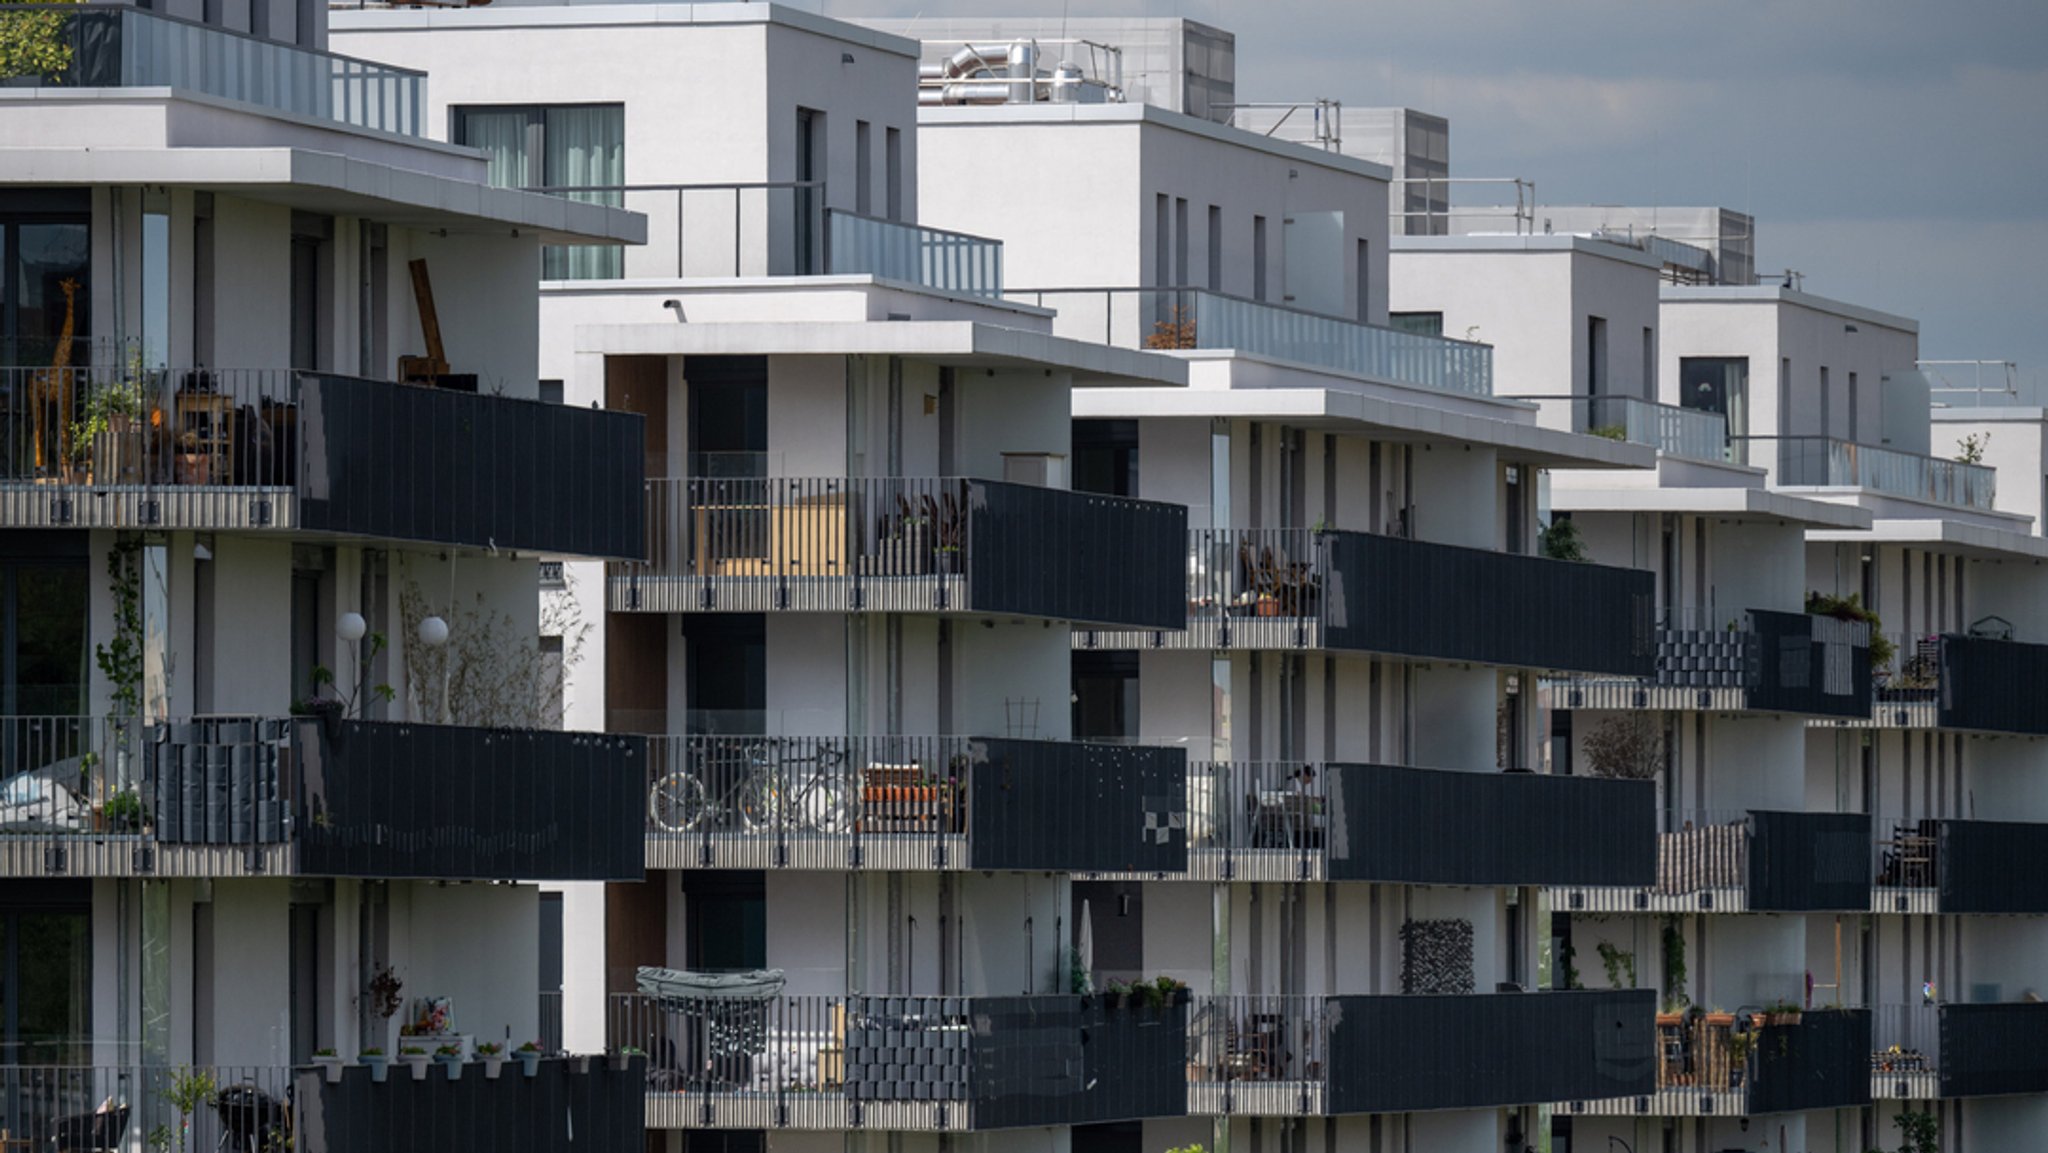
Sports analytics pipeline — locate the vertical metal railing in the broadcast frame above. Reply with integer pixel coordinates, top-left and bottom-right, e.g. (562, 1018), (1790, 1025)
(1185, 995), (1328, 1114)
(1653, 809), (1751, 898)
(644, 735), (970, 870)
(1183, 528), (1326, 646)
(823, 210), (1004, 298)
(0, 1064), (293, 1152)
(0, 367), (300, 488)
(1186, 761), (1323, 879)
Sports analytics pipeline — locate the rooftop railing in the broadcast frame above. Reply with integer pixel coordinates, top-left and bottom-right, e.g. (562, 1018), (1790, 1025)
(1005, 286), (1494, 396)
(0, 4), (424, 135)
(1526, 394), (1729, 462)
(825, 210), (1003, 298)
(1736, 435), (1996, 509)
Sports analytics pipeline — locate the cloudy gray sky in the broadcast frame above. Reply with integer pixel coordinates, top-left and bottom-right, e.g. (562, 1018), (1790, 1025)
(846, 0), (2048, 400)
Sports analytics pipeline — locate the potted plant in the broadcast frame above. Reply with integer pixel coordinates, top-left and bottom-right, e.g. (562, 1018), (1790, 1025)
(359, 1048), (388, 1083)
(311, 1047), (345, 1084)
(70, 377), (146, 486)
(101, 787), (145, 834)
(1099, 980), (1130, 1010)
(514, 1040), (544, 1078)
(1255, 593), (1282, 617)
(434, 1042), (465, 1080)
(399, 1045), (431, 1081)
(477, 1041), (507, 1080)
(608, 1045), (644, 1073)
(1760, 998), (1804, 1028)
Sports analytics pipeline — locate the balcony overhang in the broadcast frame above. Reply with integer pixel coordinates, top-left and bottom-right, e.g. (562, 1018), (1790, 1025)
(575, 320), (1188, 388)
(1074, 381), (1655, 469)
(1771, 486), (2027, 532)
(0, 105), (643, 245)
(1550, 483), (1875, 529)
(1808, 517), (2048, 562)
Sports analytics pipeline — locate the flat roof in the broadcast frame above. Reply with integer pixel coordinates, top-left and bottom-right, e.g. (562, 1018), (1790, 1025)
(332, 2), (923, 56)
(573, 319), (1189, 387)
(1660, 285), (1919, 335)
(1390, 234), (1665, 271)
(1809, 518), (2048, 561)
(1550, 484), (1874, 529)
(915, 102), (1394, 183)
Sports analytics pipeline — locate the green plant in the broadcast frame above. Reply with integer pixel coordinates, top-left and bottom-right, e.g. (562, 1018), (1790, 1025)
(102, 787), (145, 829)
(1956, 430), (1989, 465)
(514, 1040), (543, 1054)
(98, 536), (143, 718)
(69, 377), (145, 464)
(147, 1124), (173, 1153)
(1069, 945), (1090, 994)
(162, 1066), (218, 1153)
(617, 1045), (645, 1057)
(1589, 424), (1628, 441)
(399, 1046), (427, 1057)
(476, 1042), (504, 1057)
(1557, 936), (1582, 990)
(1595, 941), (1636, 989)
(358, 1048), (384, 1057)
(1539, 515), (1589, 562)
(309, 632), (395, 719)
(1889, 1107), (1939, 1153)
(312, 1047), (337, 1058)
(1660, 916), (1690, 1011)
(1726, 1030), (1754, 1066)
(434, 1043), (462, 1058)
(0, 0), (82, 89)
(1807, 590), (1896, 670)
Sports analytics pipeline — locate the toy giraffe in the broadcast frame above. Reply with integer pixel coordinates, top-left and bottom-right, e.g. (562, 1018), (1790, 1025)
(29, 277), (81, 477)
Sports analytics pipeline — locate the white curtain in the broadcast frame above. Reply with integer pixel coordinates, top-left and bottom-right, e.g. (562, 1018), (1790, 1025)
(460, 108), (530, 190)
(542, 105), (624, 280)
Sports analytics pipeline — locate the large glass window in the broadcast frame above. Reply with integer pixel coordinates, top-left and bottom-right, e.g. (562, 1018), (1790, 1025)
(1, 192), (92, 367)
(452, 105), (624, 280)
(0, 893), (91, 1066)
(1679, 356), (1750, 463)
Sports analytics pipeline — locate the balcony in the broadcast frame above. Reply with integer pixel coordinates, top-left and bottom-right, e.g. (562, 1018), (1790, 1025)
(0, 1060), (641, 1153)
(1738, 435), (1996, 510)
(1553, 809), (1871, 915)
(1549, 608), (1872, 718)
(0, 715), (645, 881)
(0, 367), (645, 557)
(1860, 633), (2048, 734)
(1871, 1002), (2048, 1100)
(1572, 1007), (1870, 1116)
(1532, 394), (1731, 463)
(612, 992), (1187, 1131)
(1076, 527), (1655, 677)
(528, 182), (1003, 297)
(611, 477), (1186, 629)
(641, 735), (1185, 874)
(1007, 287), (1494, 396)
(1872, 816), (2048, 914)
(1191, 991), (1652, 1116)
(0, 4), (424, 135)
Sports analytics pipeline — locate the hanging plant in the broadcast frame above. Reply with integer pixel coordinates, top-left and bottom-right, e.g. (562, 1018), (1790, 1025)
(1661, 916), (1690, 1011)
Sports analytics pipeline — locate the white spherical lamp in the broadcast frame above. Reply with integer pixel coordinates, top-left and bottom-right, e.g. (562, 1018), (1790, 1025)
(336, 611), (368, 643)
(418, 615), (450, 648)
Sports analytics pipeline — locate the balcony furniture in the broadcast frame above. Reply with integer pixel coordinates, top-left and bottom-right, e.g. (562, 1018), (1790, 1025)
(1249, 787), (1324, 849)
(175, 391), (235, 485)
(1878, 821), (1939, 887)
(51, 1099), (127, 1153)
(694, 493), (846, 577)
(1221, 1017), (1274, 1080)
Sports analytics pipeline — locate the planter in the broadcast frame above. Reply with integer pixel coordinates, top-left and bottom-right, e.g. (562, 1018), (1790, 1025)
(570, 1055), (592, 1075)
(1763, 1012), (1803, 1027)
(175, 452), (211, 486)
(400, 1054), (432, 1081)
(437, 1054), (464, 1080)
(482, 1055), (507, 1080)
(360, 1055), (389, 1083)
(1703, 1012), (1736, 1027)
(313, 1056), (346, 1085)
(1255, 598), (1282, 618)
(607, 1052), (632, 1072)
(518, 1053), (542, 1078)
(91, 417), (147, 486)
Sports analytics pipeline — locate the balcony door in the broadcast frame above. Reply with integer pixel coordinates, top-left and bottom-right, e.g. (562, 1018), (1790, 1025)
(1680, 356), (1749, 464)
(0, 885), (91, 1066)
(0, 191), (91, 368)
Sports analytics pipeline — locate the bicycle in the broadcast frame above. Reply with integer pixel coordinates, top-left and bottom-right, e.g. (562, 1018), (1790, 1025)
(647, 739), (857, 834)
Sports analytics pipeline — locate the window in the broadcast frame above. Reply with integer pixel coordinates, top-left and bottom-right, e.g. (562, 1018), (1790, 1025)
(453, 105), (625, 280)
(1252, 215), (1268, 301)
(1174, 198), (1189, 286)
(1388, 312), (1443, 337)
(1586, 315), (1607, 395)
(1072, 651), (1139, 741)
(855, 120), (872, 216)
(1680, 356), (1749, 461)
(885, 127), (903, 221)
(1153, 195), (1170, 286)
(1356, 239), (1371, 322)
(0, 889), (92, 1066)
(0, 190), (91, 368)
(1072, 419), (1138, 497)
(1206, 205), (1222, 290)
(1641, 326), (1655, 400)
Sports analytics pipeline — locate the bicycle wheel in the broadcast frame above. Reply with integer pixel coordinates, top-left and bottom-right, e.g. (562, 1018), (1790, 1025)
(648, 772), (710, 833)
(737, 769), (781, 832)
(803, 774), (859, 834)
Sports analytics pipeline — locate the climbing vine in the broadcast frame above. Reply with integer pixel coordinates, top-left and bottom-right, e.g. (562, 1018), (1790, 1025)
(1661, 915), (1690, 1011)
(98, 535), (143, 717)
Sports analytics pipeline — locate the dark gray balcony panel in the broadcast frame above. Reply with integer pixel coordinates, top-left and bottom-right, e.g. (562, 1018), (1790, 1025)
(967, 995), (1189, 1128)
(966, 739), (1186, 873)
(1747, 609), (1873, 718)
(1938, 635), (2048, 735)
(1324, 763), (1654, 888)
(1747, 1008), (1871, 1113)
(1940, 820), (2048, 914)
(294, 1058), (644, 1153)
(1321, 532), (1653, 676)
(298, 374), (644, 559)
(1748, 811), (1871, 912)
(297, 720), (644, 881)
(1940, 1002), (2048, 1098)
(1326, 990), (1654, 1113)
(968, 480), (1186, 629)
